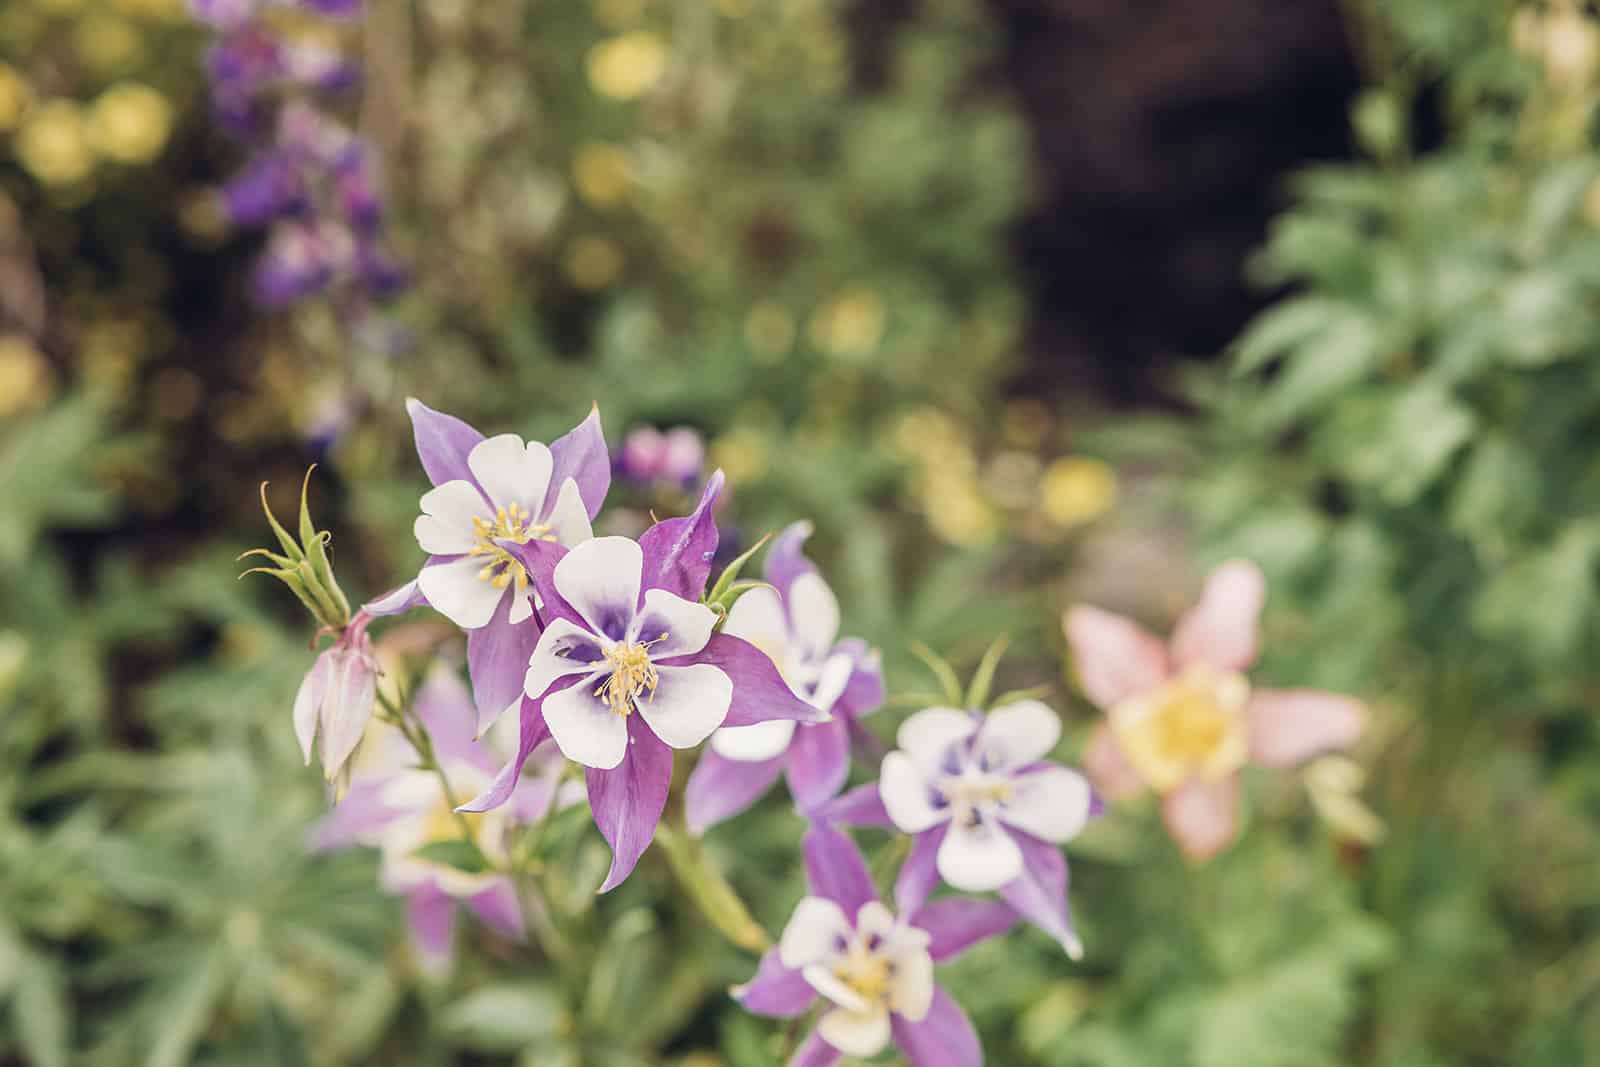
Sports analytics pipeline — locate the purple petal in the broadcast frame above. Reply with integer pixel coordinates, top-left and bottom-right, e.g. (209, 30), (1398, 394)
(407, 884), (456, 974)
(500, 539), (584, 628)
(764, 520), (818, 600)
(587, 716), (674, 892)
(467, 595), (544, 736)
(675, 633), (829, 729)
(788, 1030), (843, 1067)
(309, 778), (400, 850)
(466, 879), (525, 940)
(406, 397), (484, 488)
(802, 824), (877, 915)
(546, 406), (610, 521)
(733, 950), (817, 1018)
(684, 748), (785, 835)
(833, 638), (886, 721)
(785, 719), (851, 813)
(912, 898), (1020, 963)
(891, 985), (981, 1067)
(997, 833), (1082, 958)
(637, 470), (724, 601)
(412, 669), (485, 767)
(894, 824), (947, 915)
(814, 782), (893, 828)
(458, 693), (555, 813)
(364, 578), (426, 617)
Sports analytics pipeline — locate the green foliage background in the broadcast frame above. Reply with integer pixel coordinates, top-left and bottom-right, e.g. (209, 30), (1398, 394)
(1, 0), (1598, 1064)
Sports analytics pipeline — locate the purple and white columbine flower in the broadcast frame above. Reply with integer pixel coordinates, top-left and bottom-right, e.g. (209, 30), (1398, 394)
(458, 475), (828, 891)
(823, 700), (1094, 958)
(685, 522), (884, 832)
(367, 399), (610, 733)
(736, 826), (1014, 1067)
(311, 669), (575, 973)
(293, 610), (378, 781)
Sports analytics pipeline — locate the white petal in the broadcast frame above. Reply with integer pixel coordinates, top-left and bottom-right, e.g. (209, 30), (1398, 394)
(540, 674), (628, 769)
(553, 536), (642, 641)
(896, 707), (978, 774)
(854, 901), (897, 938)
(779, 896), (851, 968)
(723, 586), (792, 660)
(887, 947), (934, 1021)
(787, 572), (840, 661)
(526, 618), (609, 699)
(418, 555), (505, 630)
(508, 591), (534, 625)
(817, 1005), (891, 1058)
(319, 649), (376, 779)
(936, 819), (1024, 892)
(635, 664), (732, 749)
(631, 587), (717, 658)
(808, 652), (854, 715)
(879, 751), (948, 834)
(977, 699), (1062, 770)
(293, 653), (330, 764)
(414, 479), (488, 554)
(998, 766), (1092, 843)
(468, 434), (553, 513)
(710, 719), (797, 761)
(544, 476), (593, 546)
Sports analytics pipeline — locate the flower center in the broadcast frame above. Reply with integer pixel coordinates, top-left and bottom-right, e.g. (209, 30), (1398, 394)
(468, 503), (553, 594)
(596, 640), (660, 716)
(1150, 681), (1234, 766)
(1111, 664), (1249, 792)
(422, 801), (485, 850)
(937, 769), (1013, 827)
(833, 937), (894, 1005)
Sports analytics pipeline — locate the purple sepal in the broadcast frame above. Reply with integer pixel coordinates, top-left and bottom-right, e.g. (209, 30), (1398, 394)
(814, 782), (893, 828)
(684, 749), (784, 835)
(407, 884), (456, 975)
(785, 718), (850, 813)
(457, 692), (555, 813)
(308, 778), (398, 850)
(833, 638), (886, 720)
(802, 824), (877, 916)
(912, 897), (1020, 963)
(894, 824), (946, 915)
(405, 397), (484, 488)
(788, 1031), (843, 1067)
(466, 593), (543, 736)
(733, 950), (816, 1018)
(764, 520), (818, 600)
(587, 715), (673, 892)
(673, 633), (828, 728)
(363, 578), (425, 617)
(221, 152), (307, 226)
(547, 406), (611, 521)
(890, 985), (981, 1067)
(998, 833), (1081, 958)
(638, 470), (724, 601)
(413, 670), (487, 768)
(466, 880), (524, 940)
(299, 0), (362, 16)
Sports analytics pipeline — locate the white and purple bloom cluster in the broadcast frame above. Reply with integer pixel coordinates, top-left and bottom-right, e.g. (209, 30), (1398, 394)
(615, 424), (706, 487)
(190, 0), (405, 314)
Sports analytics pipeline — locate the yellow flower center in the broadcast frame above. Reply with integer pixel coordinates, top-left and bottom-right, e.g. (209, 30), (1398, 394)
(422, 802), (484, 849)
(1152, 687), (1233, 766)
(833, 939), (894, 1004)
(939, 773), (1013, 822)
(1111, 664), (1250, 793)
(595, 640), (661, 716)
(468, 502), (553, 594)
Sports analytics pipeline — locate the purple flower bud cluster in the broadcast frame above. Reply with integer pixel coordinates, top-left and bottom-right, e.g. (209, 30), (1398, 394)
(615, 425), (707, 487)
(191, 0), (406, 314)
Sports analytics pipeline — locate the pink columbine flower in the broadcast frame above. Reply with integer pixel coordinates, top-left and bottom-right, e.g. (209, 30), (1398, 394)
(821, 700), (1094, 958)
(684, 521), (885, 833)
(311, 669), (575, 973)
(293, 611), (379, 781)
(366, 399), (611, 734)
(456, 475), (828, 891)
(734, 826), (1016, 1067)
(1064, 559), (1367, 861)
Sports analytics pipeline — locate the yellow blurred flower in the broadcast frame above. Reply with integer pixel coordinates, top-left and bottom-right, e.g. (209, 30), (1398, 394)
(80, 318), (148, 386)
(1515, 1), (1600, 91)
(17, 100), (94, 185)
(1039, 456), (1118, 529)
(921, 470), (995, 547)
(74, 14), (142, 72)
(809, 286), (885, 360)
(564, 235), (625, 290)
(89, 83), (172, 164)
(0, 334), (54, 415)
(587, 31), (668, 100)
(744, 300), (795, 362)
(710, 427), (769, 484)
(571, 141), (632, 208)
(0, 64), (31, 132)
(1304, 755), (1386, 845)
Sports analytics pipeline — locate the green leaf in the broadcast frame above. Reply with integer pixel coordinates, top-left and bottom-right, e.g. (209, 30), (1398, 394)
(1231, 296), (1345, 376)
(964, 634), (1010, 710)
(412, 838), (492, 875)
(908, 642), (964, 707)
(13, 958), (70, 1067)
(147, 948), (229, 1067)
(705, 531), (774, 608)
(441, 982), (563, 1053)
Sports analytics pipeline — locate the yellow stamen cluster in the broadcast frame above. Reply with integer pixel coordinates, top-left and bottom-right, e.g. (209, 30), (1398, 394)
(834, 940), (894, 1004)
(939, 775), (1013, 813)
(468, 502), (553, 593)
(1111, 664), (1250, 793)
(595, 640), (660, 716)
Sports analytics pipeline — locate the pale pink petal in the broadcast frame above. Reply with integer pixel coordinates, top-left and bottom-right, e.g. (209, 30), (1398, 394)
(1062, 606), (1170, 708)
(1081, 723), (1146, 799)
(1170, 559), (1266, 673)
(1247, 689), (1366, 768)
(1160, 776), (1240, 862)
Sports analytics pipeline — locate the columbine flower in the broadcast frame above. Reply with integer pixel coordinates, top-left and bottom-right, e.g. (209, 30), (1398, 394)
(366, 399), (609, 733)
(685, 521), (884, 832)
(1065, 559), (1367, 861)
(617, 424), (705, 485)
(458, 475), (828, 891)
(311, 669), (573, 973)
(735, 826), (1014, 1067)
(822, 699), (1093, 957)
(293, 611), (378, 781)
